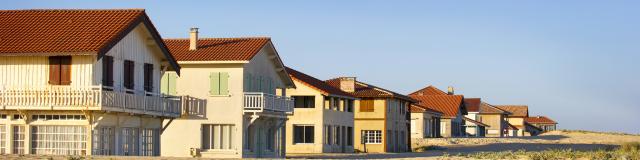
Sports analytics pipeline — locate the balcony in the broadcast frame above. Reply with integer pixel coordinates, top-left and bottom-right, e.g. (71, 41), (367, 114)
(243, 92), (294, 114)
(0, 86), (181, 118)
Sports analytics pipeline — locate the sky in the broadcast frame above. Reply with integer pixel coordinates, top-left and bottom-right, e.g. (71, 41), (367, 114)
(3, 1), (639, 134)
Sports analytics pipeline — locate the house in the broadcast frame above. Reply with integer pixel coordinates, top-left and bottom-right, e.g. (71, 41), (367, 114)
(159, 30), (296, 158)
(525, 116), (557, 132)
(495, 105), (530, 136)
(409, 86), (467, 137)
(409, 104), (442, 138)
(464, 99), (510, 137)
(326, 77), (413, 153)
(283, 67), (357, 153)
(0, 9), (182, 156)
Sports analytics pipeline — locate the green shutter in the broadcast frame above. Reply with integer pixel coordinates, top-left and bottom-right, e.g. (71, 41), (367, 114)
(160, 73), (169, 94)
(220, 72), (229, 95)
(268, 78), (274, 94)
(168, 73), (177, 95)
(210, 72), (220, 95)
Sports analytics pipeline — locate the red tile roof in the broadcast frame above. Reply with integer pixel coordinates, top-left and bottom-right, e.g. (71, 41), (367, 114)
(285, 67), (354, 98)
(479, 102), (508, 114)
(525, 116), (557, 124)
(495, 105), (529, 117)
(463, 117), (490, 127)
(164, 37), (270, 61)
(410, 85), (448, 96)
(325, 78), (416, 102)
(410, 95), (465, 118)
(410, 104), (443, 114)
(464, 98), (481, 112)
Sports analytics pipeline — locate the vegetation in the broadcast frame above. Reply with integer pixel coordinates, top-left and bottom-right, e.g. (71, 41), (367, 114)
(456, 142), (640, 160)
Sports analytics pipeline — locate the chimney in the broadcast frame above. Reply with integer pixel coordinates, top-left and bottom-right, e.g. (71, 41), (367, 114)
(339, 77), (356, 93)
(447, 86), (454, 95)
(189, 27), (199, 51)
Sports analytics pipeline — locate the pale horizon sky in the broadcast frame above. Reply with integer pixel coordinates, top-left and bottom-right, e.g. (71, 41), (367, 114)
(3, 1), (639, 134)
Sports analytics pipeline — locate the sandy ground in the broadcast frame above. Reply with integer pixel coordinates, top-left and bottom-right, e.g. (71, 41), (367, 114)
(2, 131), (638, 159)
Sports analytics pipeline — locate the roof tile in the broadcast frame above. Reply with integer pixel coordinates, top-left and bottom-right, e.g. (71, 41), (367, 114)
(410, 95), (464, 118)
(286, 67), (354, 98)
(525, 116), (557, 124)
(164, 37), (270, 61)
(495, 105), (529, 117)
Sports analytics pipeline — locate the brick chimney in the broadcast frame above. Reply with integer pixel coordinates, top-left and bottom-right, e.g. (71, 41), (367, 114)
(189, 27), (199, 51)
(447, 86), (454, 95)
(339, 77), (356, 93)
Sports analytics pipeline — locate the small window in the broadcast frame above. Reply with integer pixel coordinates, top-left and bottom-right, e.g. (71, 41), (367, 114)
(48, 56), (72, 85)
(359, 99), (374, 112)
(123, 60), (135, 90)
(144, 63), (153, 92)
(346, 100), (354, 112)
(293, 125), (314, 144)
(209, 72), (230, 95)
(101, 56), (114, 87)
(161, 72), (178, 95)
(362, 130), (382, 144)
(202, 124), (234, 150)
(293, 96), (315, 108)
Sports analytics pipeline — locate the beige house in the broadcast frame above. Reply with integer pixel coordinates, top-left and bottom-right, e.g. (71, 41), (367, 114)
(0, 9), (182, 156)
(159, 31), (296, 158)
(326, 78), (413, 153)
(525, 116), (558, 133)
(495, 105), (530, 136)
(464, 99), (510, 137)
(283, 67), (357, 153)
(409, 104), (442, 138)
(409, 86), (467, 137)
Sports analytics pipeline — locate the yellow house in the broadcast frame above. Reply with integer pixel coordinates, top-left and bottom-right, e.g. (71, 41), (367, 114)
(325, 77), (414, 153)
(495, 105), (529, 136)
(463, 98), (510, 137)
(283, 67), (357, 153)
(0, 9), (182, 156)
(159, 30), (296, 158)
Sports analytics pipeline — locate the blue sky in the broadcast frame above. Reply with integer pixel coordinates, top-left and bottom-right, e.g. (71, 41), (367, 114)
(4, 1), (639, 134)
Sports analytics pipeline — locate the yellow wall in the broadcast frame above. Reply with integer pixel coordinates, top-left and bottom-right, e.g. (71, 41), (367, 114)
(353, 98), (410, 153)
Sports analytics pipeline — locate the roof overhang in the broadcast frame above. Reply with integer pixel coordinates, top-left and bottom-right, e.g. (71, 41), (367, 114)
(178, 61), (250, 64)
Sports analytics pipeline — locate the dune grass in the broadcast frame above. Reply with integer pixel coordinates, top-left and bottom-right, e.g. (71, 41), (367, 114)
(454, 142), (640, 160)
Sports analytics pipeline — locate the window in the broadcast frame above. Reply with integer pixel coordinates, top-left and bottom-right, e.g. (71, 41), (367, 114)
(359, 100), (374, 112)
(336, 126), (342, 145)
(362, 130), (382, 144)
(209, 72), (230, 95)
(140, 128), (158, 156)
(0, 125), (5, 154)
(0, 114), (6, 119)
(12, 114), (22, 120)
(144, 63), (154, 92)
(332, 98), (339, 111)
(32, 114), (86, 121)
(346, 127), (353, 146)
(48, 56), (72, 85)
(161, 72), (178, 95)
(31, 125), (87, 155)
(293, 96), (315, 108)
(346, 100), (354, 112)
(325, 125), (332, 145)
(293, 125), (314, 144)
(123, 60), (135, 90)
(202, 124), (234, 150)
(440, 121), (447, 135)
(12, 125), (25, 154)
(102, 56), (114, 87)
(92, 126), (114, 155)
(120, 128), (138, 156)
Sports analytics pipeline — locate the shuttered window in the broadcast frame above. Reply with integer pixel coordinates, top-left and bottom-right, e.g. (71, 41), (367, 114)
(48, 56), (72, 85)
(123, 60), (134, 90)
(209, 72), (229, 95)
(101, 56), (114, 87)
(144, 63), (153, 92)
(160, 72), (178, 95)
(359, 99), (375, 112)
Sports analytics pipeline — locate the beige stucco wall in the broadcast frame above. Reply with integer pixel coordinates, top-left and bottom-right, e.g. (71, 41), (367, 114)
(352, 98), (409, 153)
(479, 114), (504, 137)
(506, 117), (525, 136)
(284, 79), (354, 153)
(410, 112), (438, 139)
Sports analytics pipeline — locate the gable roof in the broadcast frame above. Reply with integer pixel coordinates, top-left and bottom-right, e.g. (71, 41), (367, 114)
(463, 117), (490, 127)
(506, 122), (519, 130)
(525, 116), (557, 124)
(464, 98), (481, 112)
(410, 95), (465, 118)
(325, 78), (416, 102)
(0, 9), (180, 73)
(285, 67), (354, 98)
(479, 101), (509, 114)
(410, 85), (448, 96)
(410, 104), (444, 114)
(163, 37), (270, 61)
(495, 105), (529, 117)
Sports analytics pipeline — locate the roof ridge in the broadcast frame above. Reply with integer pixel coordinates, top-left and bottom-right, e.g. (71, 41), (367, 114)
(163, 37), (271, 41)
(0, 9), (145, 12)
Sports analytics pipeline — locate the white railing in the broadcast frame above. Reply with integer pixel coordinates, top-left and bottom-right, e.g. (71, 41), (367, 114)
(0, 86), (181, 117)
(178, 95), (207, 118)
(243, 92), (294, 113)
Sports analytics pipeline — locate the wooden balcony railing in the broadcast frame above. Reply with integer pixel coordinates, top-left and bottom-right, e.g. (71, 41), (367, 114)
(243, 92), (293, 113)
(0, 86), (181, 118)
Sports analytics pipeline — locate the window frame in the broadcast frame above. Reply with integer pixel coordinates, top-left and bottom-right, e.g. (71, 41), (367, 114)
(362, 130), (382, 144)
(292, 96), (315, 108)
(293, 125), (314, 144)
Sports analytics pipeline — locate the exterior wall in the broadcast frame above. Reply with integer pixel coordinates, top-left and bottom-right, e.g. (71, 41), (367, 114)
(384, 99), (409, 153)
(284, 80), (355, 153)
(353, 98), (409, 153)
(410, 112), (438, 138)
(161, 45), (289, 158)
(0, 56), (94, 88)
(440, 116), (463, 137)
(479, 114), (504, 137)
(506, 117), (525, 136)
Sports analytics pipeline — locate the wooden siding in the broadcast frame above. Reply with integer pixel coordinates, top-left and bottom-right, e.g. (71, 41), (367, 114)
(0, 56), (94, 88)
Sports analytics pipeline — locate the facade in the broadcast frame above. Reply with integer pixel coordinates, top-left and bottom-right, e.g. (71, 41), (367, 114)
(525, 116), (557, 133)
(159, 32), (296, 158)
(495, 105), (530, 136)
(325, 78), (413, 153)
(464, 99), (510, 137)
(0, 9), (182, 156)
(409, 104), (442, 138)
(409, 86), (467, 137)
(283, 67), (357, 153)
